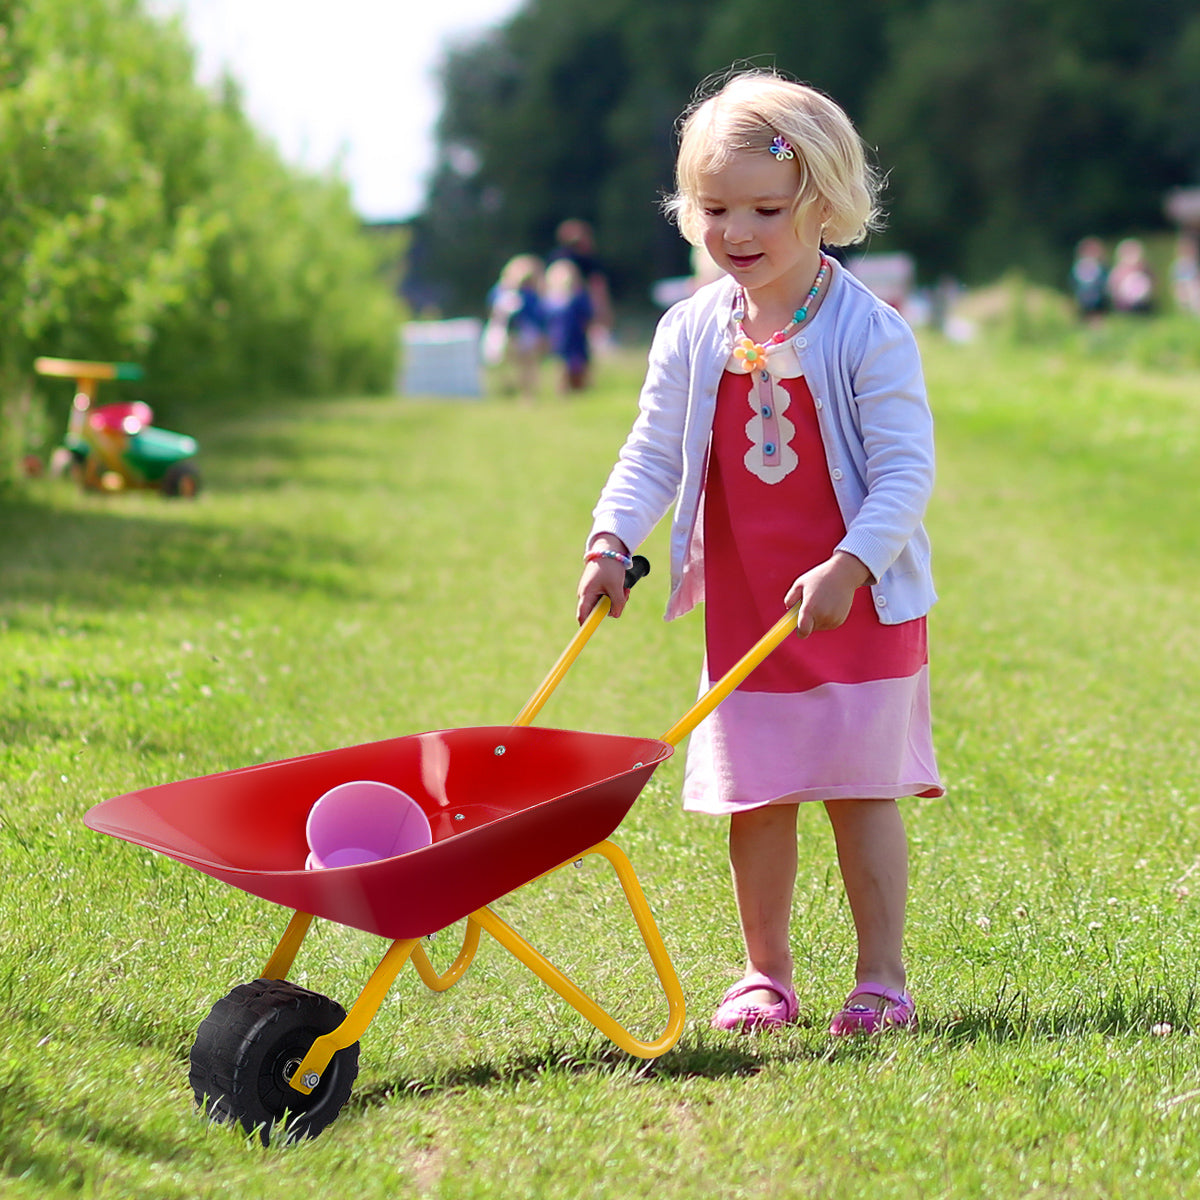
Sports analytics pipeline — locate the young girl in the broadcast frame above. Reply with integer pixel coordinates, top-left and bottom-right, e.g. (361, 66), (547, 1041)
(543, 257), (594, 392)
(576, 70), (942, 1036)
(483, 253), (547, 402)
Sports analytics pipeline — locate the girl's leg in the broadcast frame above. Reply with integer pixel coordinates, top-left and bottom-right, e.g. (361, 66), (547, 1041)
(727, 803), (799, 1006)
(823, 798), (909, 1005)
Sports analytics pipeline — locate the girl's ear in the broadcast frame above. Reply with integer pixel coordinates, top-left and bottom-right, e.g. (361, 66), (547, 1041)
(792, 195), (830, 242)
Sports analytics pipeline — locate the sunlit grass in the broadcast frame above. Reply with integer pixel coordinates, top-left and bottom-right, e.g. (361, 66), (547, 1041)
(2, 337), (1199, 1196)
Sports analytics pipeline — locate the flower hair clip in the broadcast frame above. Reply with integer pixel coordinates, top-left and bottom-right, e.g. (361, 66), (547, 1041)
(769, 135), (794, 161)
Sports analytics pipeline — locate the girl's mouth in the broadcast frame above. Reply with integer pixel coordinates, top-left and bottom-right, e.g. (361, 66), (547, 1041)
(726, 253), (763, 270)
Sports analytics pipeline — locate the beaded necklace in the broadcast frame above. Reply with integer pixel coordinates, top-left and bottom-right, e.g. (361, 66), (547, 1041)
(732, 254), (829, 372)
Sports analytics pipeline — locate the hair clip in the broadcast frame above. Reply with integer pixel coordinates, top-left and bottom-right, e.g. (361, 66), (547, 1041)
(769, 135), (794, 161)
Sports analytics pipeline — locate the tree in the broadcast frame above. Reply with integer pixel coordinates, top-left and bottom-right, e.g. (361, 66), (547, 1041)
(416, 0), (1200, 312)
(417, 0), (716, 315)
(865, 0), (1200, 281)
(0, 0), (400, 437)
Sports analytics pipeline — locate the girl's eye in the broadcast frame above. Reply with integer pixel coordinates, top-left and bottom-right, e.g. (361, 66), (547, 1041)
(703, 207), (725, 217)
(757, 208), (783, 217)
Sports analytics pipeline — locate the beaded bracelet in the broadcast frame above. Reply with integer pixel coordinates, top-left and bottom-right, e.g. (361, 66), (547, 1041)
(585, 548), (633, 569)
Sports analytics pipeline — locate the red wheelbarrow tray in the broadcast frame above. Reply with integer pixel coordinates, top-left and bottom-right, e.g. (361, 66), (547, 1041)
(85, 724), (673, 941)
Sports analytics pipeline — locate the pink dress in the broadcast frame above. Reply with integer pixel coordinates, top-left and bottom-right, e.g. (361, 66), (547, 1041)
(682, 345), (943, 814)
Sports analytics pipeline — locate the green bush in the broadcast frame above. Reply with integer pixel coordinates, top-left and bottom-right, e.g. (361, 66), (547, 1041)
(0, 0), (401, 481)
(1067, 312), (1200, 373)
(950, 273), (1200, 373)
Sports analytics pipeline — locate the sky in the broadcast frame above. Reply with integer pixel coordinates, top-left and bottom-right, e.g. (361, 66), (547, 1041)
(153, 0), (523, 221)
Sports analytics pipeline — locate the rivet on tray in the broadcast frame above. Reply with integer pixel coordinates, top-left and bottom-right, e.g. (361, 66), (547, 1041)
(494, 745), (506, 756)
(453, 813), (465, 822)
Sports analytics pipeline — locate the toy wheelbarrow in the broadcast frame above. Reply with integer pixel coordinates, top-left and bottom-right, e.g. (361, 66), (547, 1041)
(84, 560), (804, 1143)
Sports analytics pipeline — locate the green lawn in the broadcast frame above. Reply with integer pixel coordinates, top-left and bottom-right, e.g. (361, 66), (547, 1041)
(1, 334), (1199, 1197)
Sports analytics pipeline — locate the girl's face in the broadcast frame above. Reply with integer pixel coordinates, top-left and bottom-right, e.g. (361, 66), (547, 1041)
(696, 150), (824, 308)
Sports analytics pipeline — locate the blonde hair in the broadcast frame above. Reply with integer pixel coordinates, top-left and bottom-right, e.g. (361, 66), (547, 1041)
(664, 70), (882, 248)
(544, 257), (584, 300)
(498, 253), (544, 291)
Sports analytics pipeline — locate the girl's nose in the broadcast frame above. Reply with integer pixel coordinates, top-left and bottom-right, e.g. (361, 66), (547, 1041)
(724, 217), (753, 246)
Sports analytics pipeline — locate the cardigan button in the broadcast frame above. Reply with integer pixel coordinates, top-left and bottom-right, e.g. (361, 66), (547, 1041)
(830, 468), (843, 481)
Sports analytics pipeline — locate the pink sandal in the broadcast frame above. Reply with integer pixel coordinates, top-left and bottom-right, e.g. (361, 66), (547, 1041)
(829, 982), (916, 1036)
(710, 972), (799, 1032)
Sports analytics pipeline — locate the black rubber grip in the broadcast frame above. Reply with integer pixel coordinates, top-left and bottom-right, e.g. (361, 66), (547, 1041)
(624, 555), (650, 589)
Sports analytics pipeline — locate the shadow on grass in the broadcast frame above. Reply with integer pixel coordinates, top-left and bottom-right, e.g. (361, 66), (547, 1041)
(0, 1072), (190, 1194)
(139, 392), (436, 497)
(347, 1030), (838, 1116)
(0, 708), (199, 768)
(345, 983), (1200, 1115)
(924, 982), (1198, 1044)
(0, 494), (374, 608)
(199, 425), (421, 496)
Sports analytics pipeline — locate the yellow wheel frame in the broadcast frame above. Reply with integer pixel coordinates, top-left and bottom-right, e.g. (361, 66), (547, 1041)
(263, 595), (803, 1097)
(270, 839), (685, 1096)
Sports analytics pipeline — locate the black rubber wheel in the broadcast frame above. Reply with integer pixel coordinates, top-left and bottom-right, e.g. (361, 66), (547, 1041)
(189, 978), (360, 1145)
(161, 461), (201, 498)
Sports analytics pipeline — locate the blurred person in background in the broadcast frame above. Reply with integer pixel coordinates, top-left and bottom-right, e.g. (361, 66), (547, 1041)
(1170, 233), (1200, 316)
(543, 257), (594, 393)
(1107, 237), (1156, 315)
(1069, 236), (1109, 323)
(548, 219), (614, 359)
(483, 253), (547, 403)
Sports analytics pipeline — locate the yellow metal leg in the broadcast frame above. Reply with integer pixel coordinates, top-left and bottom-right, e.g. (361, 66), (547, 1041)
(409, 917), (482, 991)
(283, 839), (683, 1094)
(289, 936), (420, 1095)
(260, 910), (314, 981)
(471, 840), (686, 1058)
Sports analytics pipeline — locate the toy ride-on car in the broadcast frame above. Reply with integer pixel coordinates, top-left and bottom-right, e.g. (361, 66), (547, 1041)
(35, 356), (201, 497)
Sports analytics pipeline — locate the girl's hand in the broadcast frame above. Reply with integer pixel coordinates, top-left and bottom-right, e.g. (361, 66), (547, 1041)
(785, 551), (872, 638)
(576, 537), (633, 623)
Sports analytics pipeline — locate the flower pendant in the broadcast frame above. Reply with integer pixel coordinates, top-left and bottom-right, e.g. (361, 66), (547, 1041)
(732, 336), (769, 373)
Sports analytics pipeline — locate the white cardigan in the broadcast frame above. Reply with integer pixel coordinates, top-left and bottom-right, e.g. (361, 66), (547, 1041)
(589, 259), (937, 625)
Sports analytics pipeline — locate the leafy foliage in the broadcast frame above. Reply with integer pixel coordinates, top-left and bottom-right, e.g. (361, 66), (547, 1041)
(417, 0), (715, 314)
(0, 0), (401, 465)
(865, 0), (1200, 280)
(417, 0), (1200, 311)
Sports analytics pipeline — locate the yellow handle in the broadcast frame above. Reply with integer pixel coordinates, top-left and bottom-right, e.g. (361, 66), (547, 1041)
(512, 555), (649, 727)
(34, 356), (120, 381)
(511, 596), (611, 726)
(659, 603), (801, 747)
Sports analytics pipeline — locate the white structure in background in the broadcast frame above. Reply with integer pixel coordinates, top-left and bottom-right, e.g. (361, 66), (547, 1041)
(846, 252), (916, 314)
(399, 318), (484, 398)
(1165, 187), (1200, 232)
